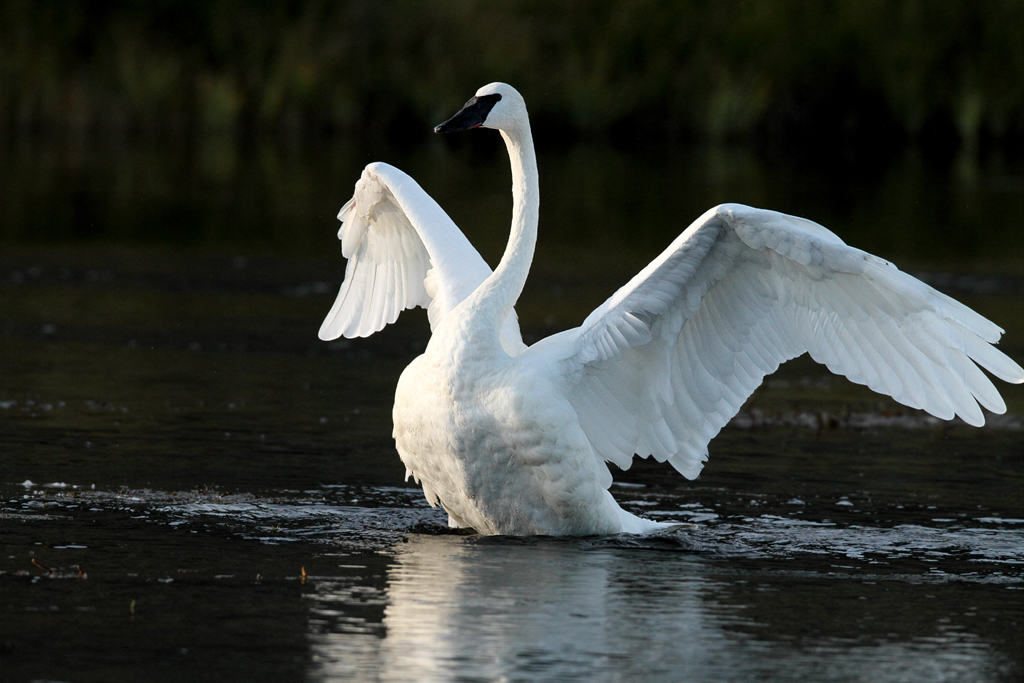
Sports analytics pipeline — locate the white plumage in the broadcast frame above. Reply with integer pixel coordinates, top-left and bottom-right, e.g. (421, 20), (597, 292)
(319, 82), (1023, 535)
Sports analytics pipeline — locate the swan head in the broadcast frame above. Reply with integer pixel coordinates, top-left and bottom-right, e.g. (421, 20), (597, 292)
(434, 82), (527, 135)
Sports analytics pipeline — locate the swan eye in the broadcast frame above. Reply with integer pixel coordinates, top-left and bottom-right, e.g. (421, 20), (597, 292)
(466, 94), (502, 109)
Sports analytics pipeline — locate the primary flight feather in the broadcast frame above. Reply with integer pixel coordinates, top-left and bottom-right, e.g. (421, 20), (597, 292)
(319, 83), (1023, 535)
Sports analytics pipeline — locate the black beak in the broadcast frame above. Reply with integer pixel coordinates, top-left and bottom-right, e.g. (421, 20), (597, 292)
(434, 94), (502, 133)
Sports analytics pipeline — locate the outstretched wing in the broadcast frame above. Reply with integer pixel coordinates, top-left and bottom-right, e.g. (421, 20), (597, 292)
(542, 203), (1023, 479)
(319, 162), (523, 351)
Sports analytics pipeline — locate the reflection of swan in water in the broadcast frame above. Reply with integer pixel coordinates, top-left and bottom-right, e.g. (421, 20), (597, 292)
(307, 534), (1010, 680)
(316, 533), (717, 679)
(378, 535), (621, 679)
(319, 81), (1024, 535)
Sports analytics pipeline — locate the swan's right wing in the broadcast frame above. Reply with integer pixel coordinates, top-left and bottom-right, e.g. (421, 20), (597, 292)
(319, 162), (522, 348)
(539, 203), (1022, 480)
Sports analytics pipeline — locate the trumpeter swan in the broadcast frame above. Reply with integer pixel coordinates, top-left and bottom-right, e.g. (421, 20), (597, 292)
(319, 82), (1023, 535)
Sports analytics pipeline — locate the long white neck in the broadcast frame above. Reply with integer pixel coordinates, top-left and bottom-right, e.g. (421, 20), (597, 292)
(465, 118), (539, 341)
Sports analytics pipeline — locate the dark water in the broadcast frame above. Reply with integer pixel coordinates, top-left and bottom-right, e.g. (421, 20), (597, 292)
(2, 135), (1023, 681)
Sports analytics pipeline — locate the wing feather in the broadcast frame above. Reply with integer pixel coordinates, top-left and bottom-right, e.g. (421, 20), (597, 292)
(319, 162), (524, 352)
(538, 203), (1022, 480)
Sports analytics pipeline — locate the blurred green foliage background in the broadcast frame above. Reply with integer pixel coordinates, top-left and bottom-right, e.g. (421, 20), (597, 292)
(3, 0), (1022, 151)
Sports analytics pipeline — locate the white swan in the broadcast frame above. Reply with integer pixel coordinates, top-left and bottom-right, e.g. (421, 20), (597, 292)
(319, 82), (1023, 536)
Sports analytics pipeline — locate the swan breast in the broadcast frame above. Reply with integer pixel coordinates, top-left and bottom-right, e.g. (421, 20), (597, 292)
(393, 352), (619, 535)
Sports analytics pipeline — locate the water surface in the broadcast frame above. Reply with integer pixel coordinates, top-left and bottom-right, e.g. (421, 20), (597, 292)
(2, 137), (1022, 680)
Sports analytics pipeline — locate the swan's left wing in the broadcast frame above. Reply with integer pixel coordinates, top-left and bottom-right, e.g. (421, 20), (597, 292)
(543, 203), (1023, 479)
(319, 162), (524, 351)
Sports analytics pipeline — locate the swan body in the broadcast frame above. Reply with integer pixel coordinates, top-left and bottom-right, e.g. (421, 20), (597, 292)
(320, 82), (1023, 536)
